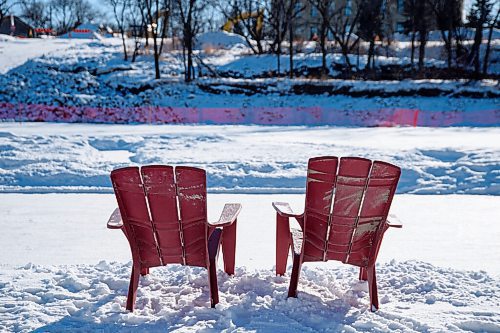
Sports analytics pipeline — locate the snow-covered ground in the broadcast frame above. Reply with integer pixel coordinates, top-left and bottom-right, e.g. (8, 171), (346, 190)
(0, 36), (103, 75)
(1, 123), (499, 194)
(0, 34), (499, 332)
(0, 123), (499, 332)
(0, 37), (498, 123)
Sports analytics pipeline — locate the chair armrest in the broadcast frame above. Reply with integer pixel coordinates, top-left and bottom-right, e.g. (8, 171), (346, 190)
(209, 203), (242, 228)
(272, 202), (303, 218)
(107, 208), (123, 229)
(386, 219), (402, 228)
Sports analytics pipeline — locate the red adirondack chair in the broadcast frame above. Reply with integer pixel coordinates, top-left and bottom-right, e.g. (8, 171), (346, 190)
(273, 157), (401, 311)
(107, 165), (241, 311)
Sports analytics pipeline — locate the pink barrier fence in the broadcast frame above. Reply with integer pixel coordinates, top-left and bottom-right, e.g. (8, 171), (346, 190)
(0, 103), (498, 126)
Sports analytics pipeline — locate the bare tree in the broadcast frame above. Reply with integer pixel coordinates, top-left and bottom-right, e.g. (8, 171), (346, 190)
(107, 0), (130, 61)
(286, 0), (304, 78)
(50, 0), (77, 34)
(328, 1), (361, 73)
(467, 0), (494, 76)
(128, 1), (144, 62)
(415, 0), (431, 71)
(145, 0), (172, 79)
(357, 0), (385, 70)
(20, 0), (49, 28)
(269, 0), (287, 74)
(0, 0), (17, 23)
(429, 0), (462, 69)
(74, 0), (100, 26)
(483, 6), (499, 74)
(307, 0), (335, 76)
(175, 0), (202, 82)
(402, 0), (418, 67)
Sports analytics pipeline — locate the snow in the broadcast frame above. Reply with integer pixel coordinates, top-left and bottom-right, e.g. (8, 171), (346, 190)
(196, 31), (248, 50)
(1, 260), (498, 332)
(0, 38), (100, 74)
(1, 34), (499, 332)
(1, 123), (499, 195)
(0, 123), (499, 332)
(0, 38), (497, 124)
(1, 193), (499, 275)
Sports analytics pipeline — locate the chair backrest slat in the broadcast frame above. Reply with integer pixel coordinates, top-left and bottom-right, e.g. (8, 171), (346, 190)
(111, 167), (162, 267)
(346, 161), (400, 266)
(302, 157), (338, 262)
(142, 166), (184, 265)
(326, 157), (371, 263)
(301, 157), (400, 267)
(175, 167), (208, 268)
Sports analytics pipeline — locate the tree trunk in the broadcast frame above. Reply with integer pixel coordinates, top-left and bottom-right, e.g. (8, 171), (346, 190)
(152, 30), (160, 79)
(410, 30), (416, 67)
(418, 30), (426, 71)
(289, 17), (294, 78)
(277, 42), (281, 75)
(483, 10), (499, 75)
(471, 25), (483, 75)
(187, 37), (194, 82)
(320, 25), (327, 76)
(439, 29), (452, 68)
(121, 29), (128, 61)
(367, 39), (375, 70)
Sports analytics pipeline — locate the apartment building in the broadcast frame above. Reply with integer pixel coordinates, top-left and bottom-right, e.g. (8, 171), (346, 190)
(292, 0), (463, 41)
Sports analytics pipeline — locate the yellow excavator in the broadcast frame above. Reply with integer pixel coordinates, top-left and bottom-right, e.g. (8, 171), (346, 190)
(222, 9), (264, 36)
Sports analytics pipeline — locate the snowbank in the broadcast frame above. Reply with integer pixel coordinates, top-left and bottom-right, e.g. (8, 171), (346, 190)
(0, 260), (498, 332)
(0, 38), (498, 127)
(0, 124), (499, 195)
(196, 31), (247, 50)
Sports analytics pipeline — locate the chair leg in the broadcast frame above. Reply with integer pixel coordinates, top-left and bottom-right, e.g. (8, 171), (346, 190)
(222, 221), (237, 275)
(208, 259), (219, 308)
(367, 265), (379, 312)
(126, 264), (141, 312)
(359, 267), (367, 281)
(276, 214), (290, 276)
(140, 267), (149, 276)
(287, 253), (302, 298)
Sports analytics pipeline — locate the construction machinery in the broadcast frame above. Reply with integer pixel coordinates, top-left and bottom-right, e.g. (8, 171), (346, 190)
(222, 9), (264, 36)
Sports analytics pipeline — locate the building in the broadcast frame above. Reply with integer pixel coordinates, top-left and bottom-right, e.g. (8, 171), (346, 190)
(0, 15), (35, 38)
(292, 0), (463, 41)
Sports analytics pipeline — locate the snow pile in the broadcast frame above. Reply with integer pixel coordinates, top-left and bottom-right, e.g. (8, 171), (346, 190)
(0, 38), (497, 120)
(0, 38), (100, 75)
(196, 31), (248, 50)
(0, 124), (499, 194)
(0, 260), (498, 332)
(0, 34), (17, 42)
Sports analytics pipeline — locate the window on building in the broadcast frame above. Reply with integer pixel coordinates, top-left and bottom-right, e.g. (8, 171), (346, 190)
(329, 2), (335, 12)
(397, 0), (404, 13)
(310, 26), (318, 40)
(311, 6), (318, 17)
(345, 0), (352, 16)
(294, 3), (302, 12)
(327, 29), (333, 40)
